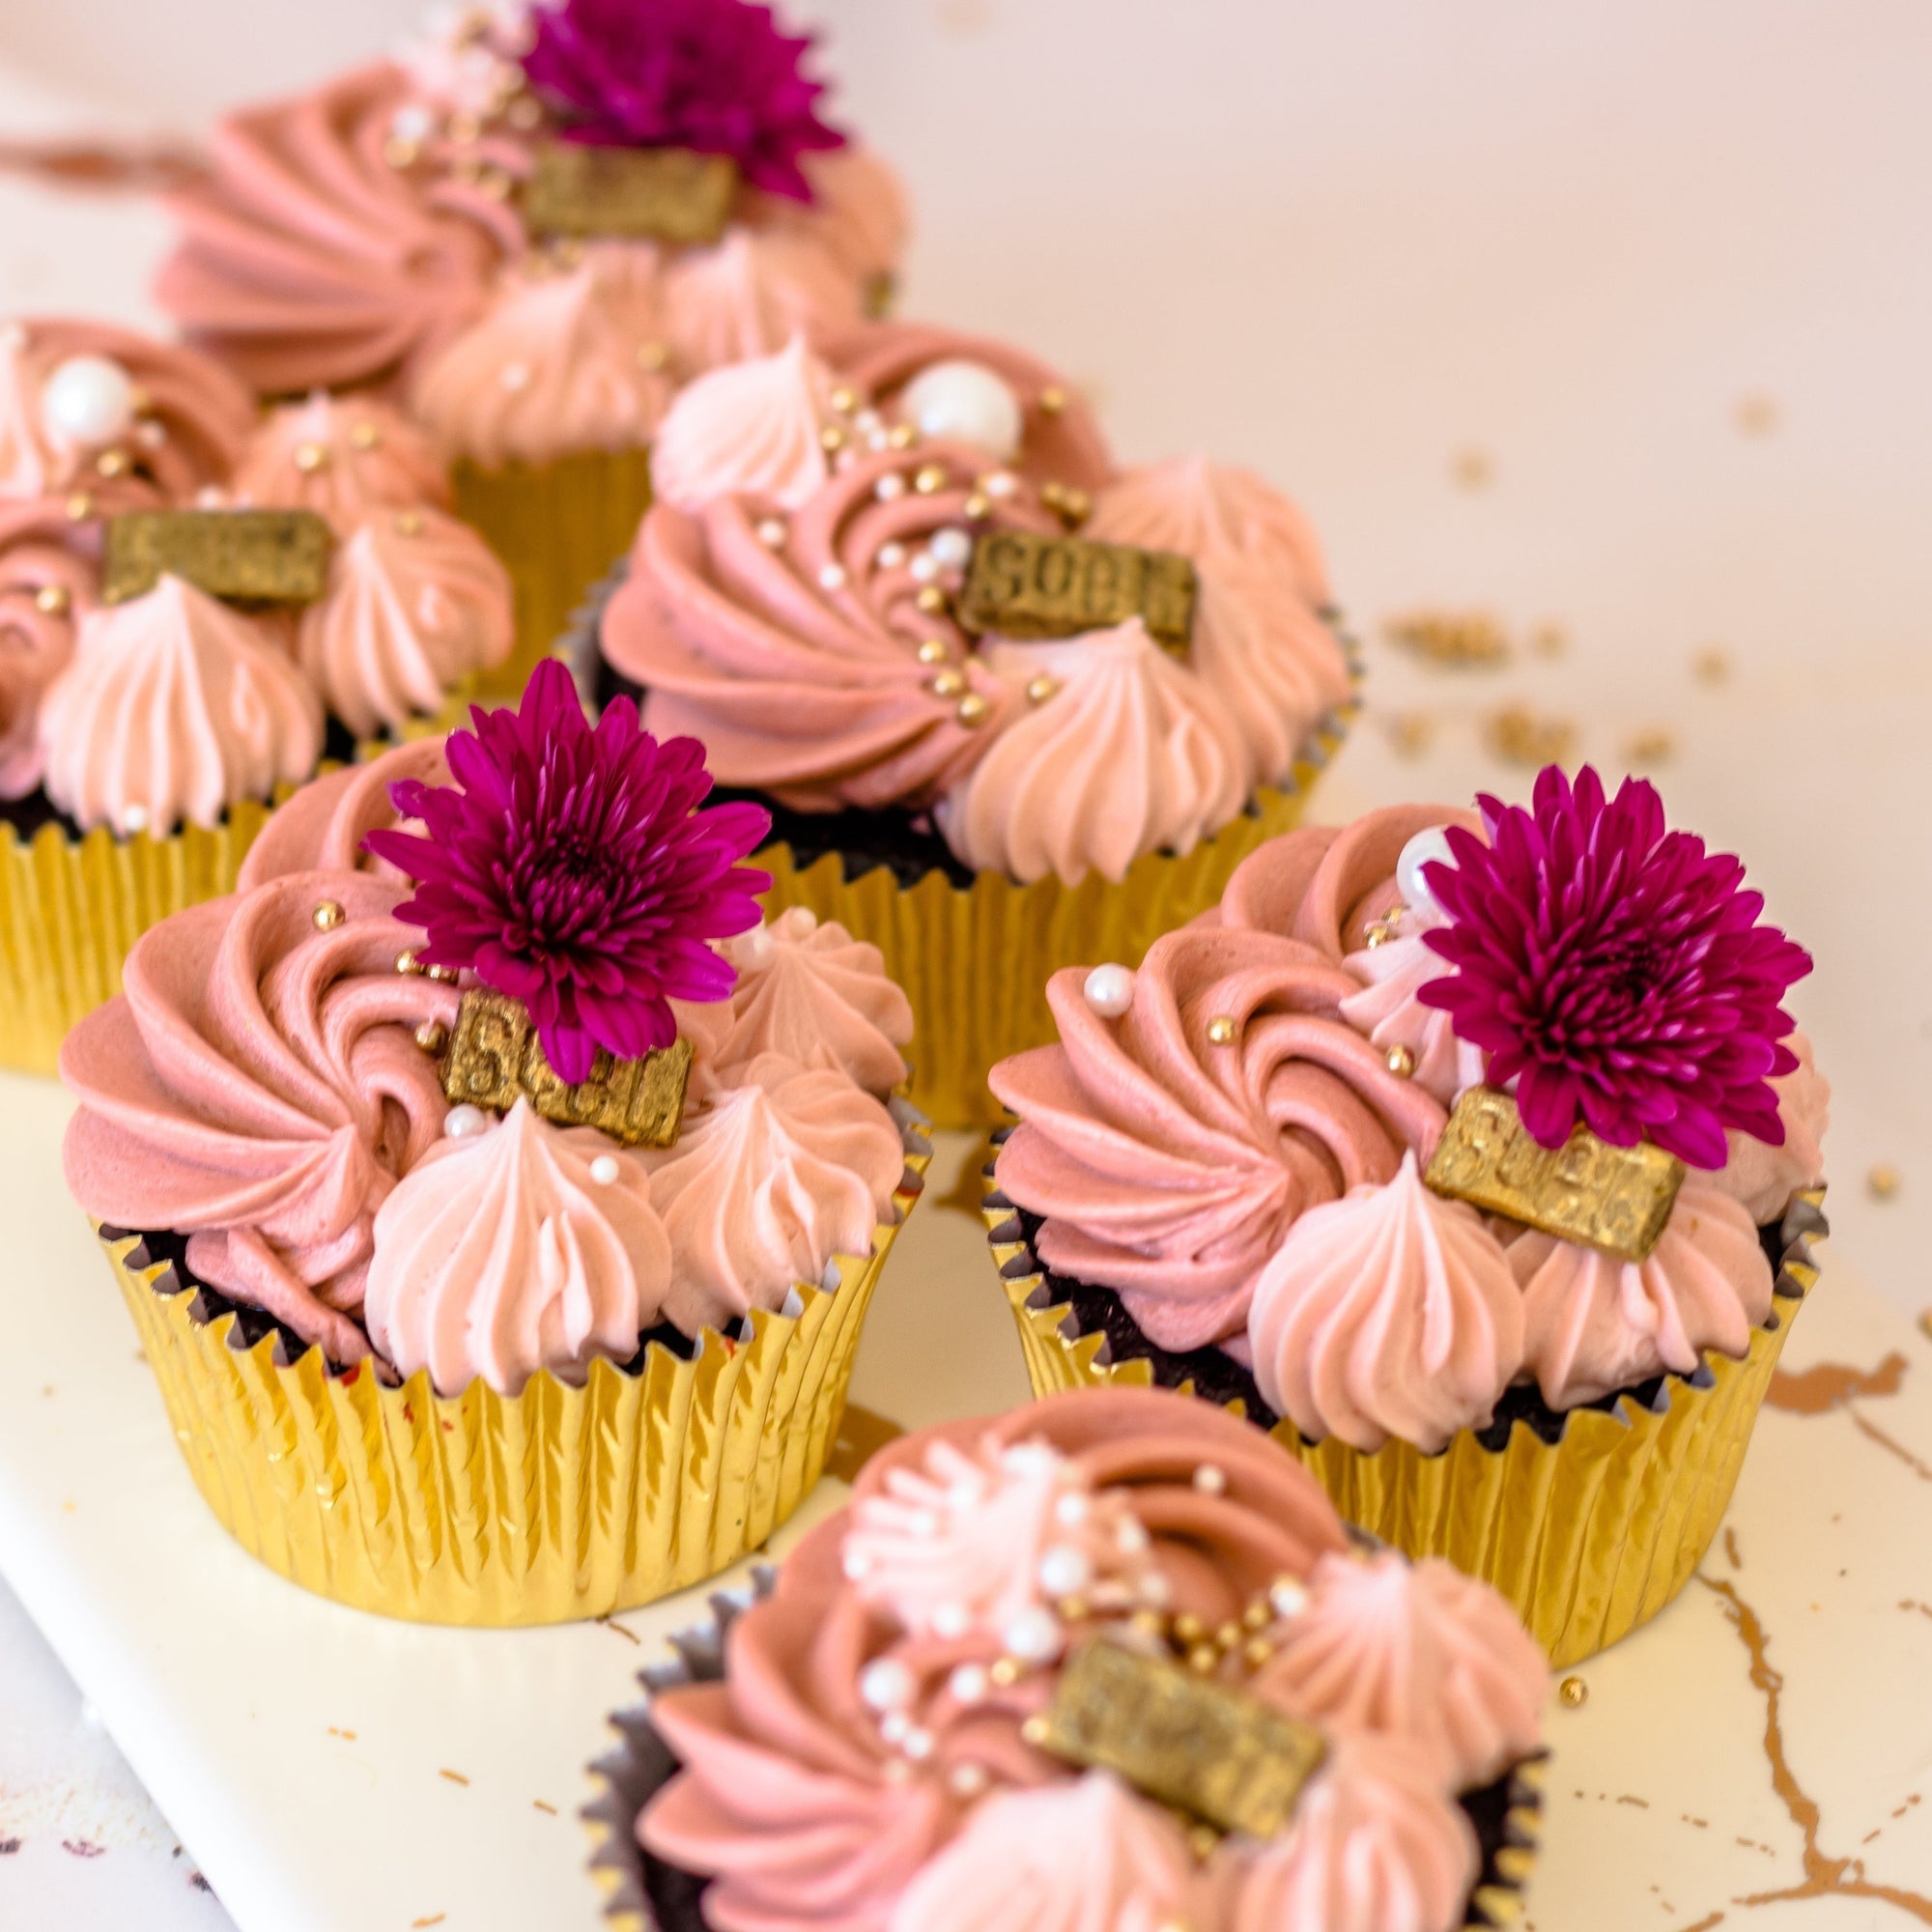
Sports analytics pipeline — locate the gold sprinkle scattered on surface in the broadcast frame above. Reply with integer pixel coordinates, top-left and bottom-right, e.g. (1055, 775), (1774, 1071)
(412, 1918), (446, 1929)
(311, 899), (345, 931)
(1693, 645), (1731, 684)
(1918, 1310), (1932, 1344)
(1530, 622), (1568, 659)
(1384, 610), (1509, 668)
(1450, 446), (1494, 491)
(1037, 385), (1067, 415)
(1385, 1044), (1417, 1078)
(1485, 704), (1577, 767)
(532, 1800), (558, 1815)
(438, 1769), (469, 1787)
(1558, 1675), (1588, 1708)
(1385, 711), (1435, 759)
(1735, 392), (1780, 436)
(1869, 1163), (1902, 1201)
(1621, 727), (1676, 767)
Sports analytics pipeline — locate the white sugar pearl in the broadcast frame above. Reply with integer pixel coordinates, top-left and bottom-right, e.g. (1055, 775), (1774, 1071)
(500, 361), (530, 392)
(1116, 1517), (1151, 1554)
(900, 359), (1023, 463)
(1082, 963), (1134, 1017)
(738, 923), (776, 967)
(842, 1548), (875, 1581)
(818, 561), (847, 590)
(1002, 1606), (1063, 1664)
(860, 1658), (916, 1711)
(928, 527), (973, 569)
(877, 541), (907, 569)
(1395, 826), (1458, 919)
(1002, 1441), (1059, 1479)
(589, 1154), (621, 1185)
(120, 804), (150, 835)
(982, 470), (1018, 498)
(901, 1727), (935, 1761)
(756, 518), (788, 548)
(948, 1663), (988, 1704)
(788, 907), (818, 935)
(930, 1603), (971, 1640)
(879, 1710), (911, 1744)
(390, 103), (435, 143)
(1137, 1571), (1172, 1609)
(1053, 1492), (1091, 1528)
(42, 355), (136, 447)
(1270, 1577), (1310, 1619)
(1037, 1545), (1094, 1598)
(948, 1762), (989, 1799)
(444, 1104), (491, 1140)
(1193, 1463), (1228, 1496)
(874, 472), (906, 501)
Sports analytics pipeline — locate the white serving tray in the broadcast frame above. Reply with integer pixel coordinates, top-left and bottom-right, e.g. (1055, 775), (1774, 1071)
(3, 1078), (1929, 1931)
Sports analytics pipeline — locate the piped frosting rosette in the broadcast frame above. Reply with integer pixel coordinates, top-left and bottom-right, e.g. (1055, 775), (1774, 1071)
(60, 664), (929, 1623)
(582, 1386), (1547, 1932)
(984, 771), (1829, 1663)
(591, 333), (1356, 1126)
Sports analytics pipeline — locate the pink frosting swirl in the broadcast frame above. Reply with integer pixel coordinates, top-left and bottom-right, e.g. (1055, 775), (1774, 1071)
(1228, 1734), (1479, 1932)
(933, 622), (1250, 887)
(0, 497), (94, 798)
(237, 735), (449, 890)
(59, 870), (459, 1362)
(989, 925), (1446, 1350)
(1715, 1030), (1829, 1225)
(1508, 1177), (1776, 1407)
(229, 391), (451, 533)
(1254, 1552), (1548, 1790)
(296, 505), (512, 735)
(658, 229), (867, 382)
(0, 317), (255, 509)
(753, 144), (912, 290)
(1245, 1153), (1523, 1452)
(406, 243), (673, 468)
(37, 576), (324, 835)
(156, 63), (509, 393)
(364, 1097), (672, 1396)
(636, 1054), (905, 1332)
(675, 907), (914, 1096)
(648, 334), (838, 513)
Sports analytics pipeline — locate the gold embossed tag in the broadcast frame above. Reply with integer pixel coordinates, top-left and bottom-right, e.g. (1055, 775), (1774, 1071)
(956, 530), (1197, 653)
(1033, 1640), (1325, 1839)
(439, 988), (692, 1149)
(102, 509), (333, 606)
(1424, 1086), (1685, 1263)
(521, 142), (737, 243)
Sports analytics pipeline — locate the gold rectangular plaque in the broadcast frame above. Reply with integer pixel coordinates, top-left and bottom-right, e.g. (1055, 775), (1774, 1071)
(440, 988), (693, 1149)
(1424, 1086), (1685, 1264)
(1035, 1640), (1326, 1840)
(521, 142), (737, 243)
(956, 530), (1198, 653)
(101, 509), (333, 607)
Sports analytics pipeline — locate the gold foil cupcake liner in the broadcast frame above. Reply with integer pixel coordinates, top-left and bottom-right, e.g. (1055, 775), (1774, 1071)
(582, 1575), (1545, 1931)
(96, 1138), (927, 1627)
(453, 447), (656, 703)
(985, 1164), (1826, 1669)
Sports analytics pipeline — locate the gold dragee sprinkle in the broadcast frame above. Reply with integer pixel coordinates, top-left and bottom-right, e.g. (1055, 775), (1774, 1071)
(1386, 712), (1435, 759)
(1868, 1164), (1902, 1201)
(1486, 704), (1577, 768)
(1622, 728), (1676, 767)
(1559, 1676), (1588, 1708)
(1383, 610), (1510, 668)
(1735, 392), (1780, 437)
(1693, 645), (1732, 684)
(1450, 446), (1494, 491)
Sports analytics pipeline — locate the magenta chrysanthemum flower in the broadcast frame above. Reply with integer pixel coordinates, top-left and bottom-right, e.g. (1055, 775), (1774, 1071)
(366, 660), (771, 1085)
(522, 0), (846, 202)
(1416, 764), (1811, 1168)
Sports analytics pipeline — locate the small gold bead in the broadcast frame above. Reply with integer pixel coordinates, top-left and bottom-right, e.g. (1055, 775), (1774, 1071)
(915, 585), (948, 614)
(349, 422), (380, 451)
(888, 423), (917, 449)
(66, 492), (94, 522)
(1186, 1643), (1218, 1675)
(294, 442), (328, 473)
(1205, 1016), (1237, 1046)
(1869, 1163), (1902, 1201)
(395, 510), (424, 536)
(1020, 1716), (1050, 1747)
(1214, 1621), (1241, 1652)
(1558, 1675), (1588, 1708)
(929, 669), (966, 699)
(829, 385), (858, 414)
(956, 693), (990, 727)
(1059, 1596), (1090, 1622)
(963, 493), (991, 519)
(1129, 1609), (1167, 1639)
(1025, 674), (1057, 704)
(383, 137), (419, 169)
(1242, 1599), (1272, 1632)
(820, 425), (846, 453)
(395, 949), (424, 977)
(1385, 1043), (1418, 1079)
(425, 963), (462, 984)
(415, 1020), (451, 1055)
(95, 448), (128, 478)
(1242, 1636), (1275, 1669)
(35, 583), (70, 615)
(1038, 385), (1067, 415)
(914, 464), (948, 495)
(312, 900), (346, 931)
(917, 639), (950, 665)
(1173, 1612), (1206, 1646)
(1187, 1824), (1218, 1863)
(637, 340), (669, 371)
(1062, 487), (1093, 523)
(989, 1658), (1021, 1687)
(1364, 925), (1388, 950)
(126, 384), (151, 415)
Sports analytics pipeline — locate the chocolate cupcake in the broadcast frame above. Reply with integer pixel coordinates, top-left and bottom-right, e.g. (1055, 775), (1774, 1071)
(586, 1387), (1546, 1932)
(982, 768), (1828, 1664)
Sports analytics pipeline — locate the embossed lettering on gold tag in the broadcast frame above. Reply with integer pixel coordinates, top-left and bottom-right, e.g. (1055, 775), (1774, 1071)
(1034, 1640), (1326, 1840)
(956, 530), (1197, 653)
(101, 509), (333, 606)
(1424, 1086), (1685, 1264)
(439, 988), (692, 1149)
(521, 142), (737, 243)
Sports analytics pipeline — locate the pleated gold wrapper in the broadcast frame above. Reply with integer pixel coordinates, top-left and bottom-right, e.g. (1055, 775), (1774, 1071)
(985, 1167), (1826, 1669)
(582, 1578), (1546, 1931)
(95, 1138), (927, 1627)
(453, 447), (655, 702)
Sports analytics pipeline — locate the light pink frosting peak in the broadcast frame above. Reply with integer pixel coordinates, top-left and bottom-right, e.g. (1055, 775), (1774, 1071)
(0, 497), (93, 799)
(1255, 1551), (1548, 1790)
(1228, 1734), (1479, 1932)
(649, 333), (838, 513)
(37, 576), (324, 836)
(637, 1054), (903, 1332)
(1509, 1177), (1776, 1408)
(230, 391), (451, 534)
(1715, 1030), (1829, 1225)
(1339, 928), (1485, 1110)
(990, 925), (1446, 1351)
(1246, 1152), (1523, 1453)
(677, 906), (914, 1096)
(237, 734), (450, 890)
(934, 622), (1250, 887)
(364, 1098), (671, 1397)
(408, 243), (673, 468)
(659, 228), (866, 381)
(60, 870), (458, 1361)
(888, 1773), (1199, 1932)
(297, 505), (512, 734)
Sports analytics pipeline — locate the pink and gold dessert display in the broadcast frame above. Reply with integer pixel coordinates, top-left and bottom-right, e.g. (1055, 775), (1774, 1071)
(983, 768), (1828, 1663)
(59, 664), (929, 1624)
(584, 1387), (1547, 1932)
(0, 318), (511, 1069)
(155, 0), (910, 691)
(585, 332), (1357, 1126)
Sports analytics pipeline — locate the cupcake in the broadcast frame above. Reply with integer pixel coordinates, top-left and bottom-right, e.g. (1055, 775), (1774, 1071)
(0, 321), (511, 1069)
(584, 1387), (1547, 1932)
(585, 331), (1356, 1126)
(155, 0), (910, 693)
(982, 767), (1828, 1664)
(59, 663), (929, 1624)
